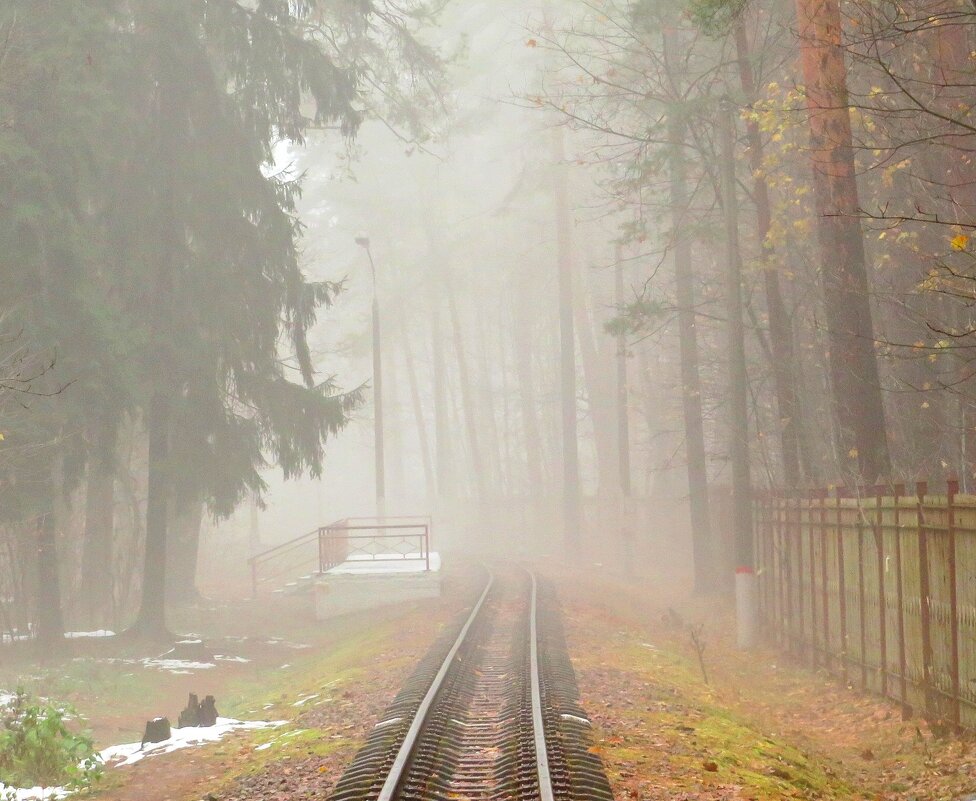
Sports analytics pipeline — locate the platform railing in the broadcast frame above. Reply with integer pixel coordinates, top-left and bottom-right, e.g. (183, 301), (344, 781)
(319, 518), (432, 574)
(249, 516), (432, 596)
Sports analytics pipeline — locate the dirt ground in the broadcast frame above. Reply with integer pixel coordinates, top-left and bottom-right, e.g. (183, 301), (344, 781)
(546, 563), (976, 801)
(5, 560), (975, 801)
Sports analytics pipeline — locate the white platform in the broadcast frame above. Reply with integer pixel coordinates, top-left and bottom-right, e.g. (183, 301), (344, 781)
(326, 552), (441, 575)
(313, 552), (442, 619)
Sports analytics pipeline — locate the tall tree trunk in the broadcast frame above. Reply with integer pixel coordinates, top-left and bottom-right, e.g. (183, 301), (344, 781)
(134, 391), (171, 638)
(430, 298), (454, 500)
(573, 261), (619, 495)
(735, 19), (803, 487)
(81, 425), (117, 626)
(166, 498), (203, 605)
(36, 454), (66, 653)
(927, 10), (976, 485)
(669, 114), (715, 593)
(554, 127), (581, 548)
(133, 7), (183, 640)
(615, 245), (632, 497)
(476, 303), (503, 493)
(249, 491), (261, 553)
(401, 322), (435, 498)
(385, 330), (404, 507)
(795, 0), (891, 481)
(36, 512), (65, 653)
(515, 290), (545, 493)
(448, 286), (485, 499)
(719, 104), (756, 639)
(496, 307), (516, 496)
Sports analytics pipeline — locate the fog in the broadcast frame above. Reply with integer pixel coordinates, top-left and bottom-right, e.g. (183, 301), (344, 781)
(186, 3), (699, 600)
(3, 0), (976, 653)
(7, 5), (976, 801)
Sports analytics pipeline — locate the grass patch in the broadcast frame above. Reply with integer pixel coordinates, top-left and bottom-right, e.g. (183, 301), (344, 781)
(220, 618), (403, 722)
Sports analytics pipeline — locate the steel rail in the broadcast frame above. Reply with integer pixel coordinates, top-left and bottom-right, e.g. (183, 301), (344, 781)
(376, 572), (495, 801)
(529, 571), (556, 801)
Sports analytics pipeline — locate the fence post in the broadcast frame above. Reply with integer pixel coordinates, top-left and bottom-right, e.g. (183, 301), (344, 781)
(820, 488), (830, 671)
(755, 493), (767, 629)
(777, 492), (784, 644)
(807, 490), (817, 668)
(856, 492), (868, 690)
(875, 485), (887, 699)
(795, 492), (805, 657)
(784, 491), (796, 655)
(836, 486), (849, 683)
(947, 478), (961, 731)
(917, 480), (935, 720)
(893, 483), (908, 715)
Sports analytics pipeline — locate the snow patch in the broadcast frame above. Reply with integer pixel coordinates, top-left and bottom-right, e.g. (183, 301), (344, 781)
(291, 694), (318, 707)
(111, 657), (216, 674)
(0, 782), (70, 799)
(63, 630), (116, 639)
(264, 638), (310, 650)
(326, 552), (441, 575)
(140, 659), (216, 673)
(0, 719), (284, 799)
(213, 655), (250, 663)
(99, 718), (285, 767)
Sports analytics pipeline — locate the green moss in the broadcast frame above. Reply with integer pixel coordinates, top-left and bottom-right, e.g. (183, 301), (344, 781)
(586, 636), (860, 799)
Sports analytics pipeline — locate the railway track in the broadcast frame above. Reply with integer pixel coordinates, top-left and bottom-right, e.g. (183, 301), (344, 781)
(328, 568), (613, 801)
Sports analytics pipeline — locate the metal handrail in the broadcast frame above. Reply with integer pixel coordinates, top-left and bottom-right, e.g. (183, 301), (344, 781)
(249, 517), (433, 596)
(249, 526), (323, 565)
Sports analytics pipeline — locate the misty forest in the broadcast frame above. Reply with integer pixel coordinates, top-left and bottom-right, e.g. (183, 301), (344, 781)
(2, 0), (976, 799)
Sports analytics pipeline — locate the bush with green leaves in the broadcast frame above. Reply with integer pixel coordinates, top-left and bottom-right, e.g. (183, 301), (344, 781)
(0, 690), (101, 791)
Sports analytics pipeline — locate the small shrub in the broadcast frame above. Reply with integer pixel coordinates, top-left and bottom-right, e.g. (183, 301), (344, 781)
(0, 690), (102, 791)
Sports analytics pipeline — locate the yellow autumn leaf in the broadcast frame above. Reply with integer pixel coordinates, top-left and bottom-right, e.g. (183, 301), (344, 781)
(848, 447), (859, 459)
(951, 234), (969, 251)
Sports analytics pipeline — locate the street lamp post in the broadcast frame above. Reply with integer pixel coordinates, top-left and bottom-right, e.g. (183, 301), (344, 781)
(356, 236), (386, 519)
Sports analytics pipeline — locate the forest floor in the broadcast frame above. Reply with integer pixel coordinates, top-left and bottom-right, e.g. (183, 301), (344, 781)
(1, 561), (973, 801)
(552, 564), (976, 801)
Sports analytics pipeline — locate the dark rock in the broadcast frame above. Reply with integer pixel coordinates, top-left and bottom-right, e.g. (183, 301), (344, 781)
(141, 717), (171, 747)
(178, 693), (218, 727)
(199, 694), (218, 726)
(179, 693), (201, 728)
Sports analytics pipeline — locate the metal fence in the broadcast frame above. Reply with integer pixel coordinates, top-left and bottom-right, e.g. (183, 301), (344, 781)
(754, 481), (976, 731)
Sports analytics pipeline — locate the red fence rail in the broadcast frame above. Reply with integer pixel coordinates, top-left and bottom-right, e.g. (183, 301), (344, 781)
(754, 481), (976, 731)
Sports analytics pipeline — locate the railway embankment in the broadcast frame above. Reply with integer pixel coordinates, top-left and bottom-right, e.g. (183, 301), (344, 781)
(3, 562), (971, 801)
(553, 567), (975, 801)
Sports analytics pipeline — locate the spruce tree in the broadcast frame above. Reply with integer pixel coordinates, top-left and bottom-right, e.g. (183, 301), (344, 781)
(118, 2), (366, 638)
